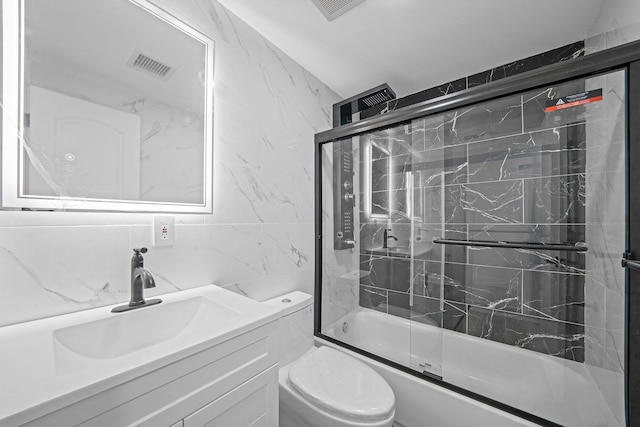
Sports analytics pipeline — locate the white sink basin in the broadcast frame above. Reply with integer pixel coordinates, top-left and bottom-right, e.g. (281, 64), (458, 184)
(53, 296), (239, 359)
(0, 285), (281, 426)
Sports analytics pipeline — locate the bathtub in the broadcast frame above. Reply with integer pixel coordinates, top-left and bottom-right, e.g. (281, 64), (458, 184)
(320, 307), (623, 427)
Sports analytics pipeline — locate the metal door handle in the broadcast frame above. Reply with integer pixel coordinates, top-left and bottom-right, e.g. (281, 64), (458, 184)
(622, 253), (640, 272)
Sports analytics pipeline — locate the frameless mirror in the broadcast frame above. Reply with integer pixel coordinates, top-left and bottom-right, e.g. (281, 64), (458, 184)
(2, 0), (214, 212)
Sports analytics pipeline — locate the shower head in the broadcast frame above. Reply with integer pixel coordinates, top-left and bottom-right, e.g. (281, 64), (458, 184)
(357, 86), (395, 109)
(333, 83), (396, 127)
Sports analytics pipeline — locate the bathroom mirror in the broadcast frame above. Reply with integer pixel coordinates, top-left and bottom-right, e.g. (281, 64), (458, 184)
(2, 0), (214, 212)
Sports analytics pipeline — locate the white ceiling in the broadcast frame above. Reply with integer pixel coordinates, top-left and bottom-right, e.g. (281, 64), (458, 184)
(28, 0), (206, 114)
(217, 0), (605, 99)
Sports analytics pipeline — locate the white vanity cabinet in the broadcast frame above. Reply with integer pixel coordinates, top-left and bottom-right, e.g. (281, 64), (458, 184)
(19, 321), (279, 427)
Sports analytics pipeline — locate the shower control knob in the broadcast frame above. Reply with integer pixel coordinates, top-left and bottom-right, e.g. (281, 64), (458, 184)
(343, 180), (353, 191)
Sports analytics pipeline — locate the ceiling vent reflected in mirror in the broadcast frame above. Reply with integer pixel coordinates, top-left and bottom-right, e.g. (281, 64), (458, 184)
(310, 0), (366, 21)
(127, 51), (176, 81)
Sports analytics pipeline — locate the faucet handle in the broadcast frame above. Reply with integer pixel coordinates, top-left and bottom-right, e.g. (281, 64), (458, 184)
(133, 247), (148, 255)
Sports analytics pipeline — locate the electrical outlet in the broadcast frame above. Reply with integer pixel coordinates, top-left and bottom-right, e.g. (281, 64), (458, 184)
(154, 215), (175, 246)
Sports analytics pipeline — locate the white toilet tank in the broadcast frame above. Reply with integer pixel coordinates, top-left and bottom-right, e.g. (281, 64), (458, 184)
(263, 291), (314, 366)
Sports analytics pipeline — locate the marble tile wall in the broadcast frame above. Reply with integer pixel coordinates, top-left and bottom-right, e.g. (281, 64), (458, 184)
(320, 141), (360, 330)
(586, 0), (640, 55)
(356, 71), (626, 367)
(0, 0), (340, 327)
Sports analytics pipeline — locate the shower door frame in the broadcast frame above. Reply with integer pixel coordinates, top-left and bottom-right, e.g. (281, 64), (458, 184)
(315, 38), (640, 427)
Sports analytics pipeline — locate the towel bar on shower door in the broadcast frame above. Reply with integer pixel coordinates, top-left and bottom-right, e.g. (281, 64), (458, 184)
(432, 238), (589, 252)
(622, 252), (640, 271)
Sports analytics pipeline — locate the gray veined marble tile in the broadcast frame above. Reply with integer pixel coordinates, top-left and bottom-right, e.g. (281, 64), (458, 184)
(389, 189), (410, 222)
(467, 124), (587, 183)
(391, 154), (412, 180)
(359, 255), (411, 293)
(443, 301), (468, 333)
(359, 285), (388, 313)
(412, 145), (467, 188)
(423, 261), (444, 299)
(444, 185), (467, 224)
(387, 292), (443, 327)
(369, 124), (413, 157)
(467, 307), (585, 362)
(522, 271), (585, 324)
(524, 174), (586, 224)
(424, 225), (468, 264)
(411, 118), (427, 152)
(411, 114), (446, 153)
(461, 180), (524, 224)
(359, 222), (388, 252)
(371, 190), (390, 217)
(411, 295), (444, 327)
(371, 157), (389, 192)
(411, 260), (428, 296)
(467, 224), (586, 273)
(418, 186), (442, 224)
(443, 264), (522, 312)
(443, 95), (523, 146)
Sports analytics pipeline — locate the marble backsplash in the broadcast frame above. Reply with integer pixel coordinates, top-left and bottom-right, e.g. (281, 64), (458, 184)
(0, 0), (340, 327)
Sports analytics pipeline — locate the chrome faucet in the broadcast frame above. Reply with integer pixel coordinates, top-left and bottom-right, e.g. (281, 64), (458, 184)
(383, 228), (398, 248)
(112, 247), (162, 313)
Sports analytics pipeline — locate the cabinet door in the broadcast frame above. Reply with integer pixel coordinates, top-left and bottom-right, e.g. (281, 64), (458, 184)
(184, 365), (278, 427)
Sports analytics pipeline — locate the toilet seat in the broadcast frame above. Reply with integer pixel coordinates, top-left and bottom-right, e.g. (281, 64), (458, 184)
(287, 346), (395, 423)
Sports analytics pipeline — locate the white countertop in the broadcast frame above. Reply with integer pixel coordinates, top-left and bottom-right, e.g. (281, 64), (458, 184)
(0, 285), (280, 426)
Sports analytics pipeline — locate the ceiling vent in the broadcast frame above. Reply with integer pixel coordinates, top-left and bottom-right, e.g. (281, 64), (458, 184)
(310, 0), (366, 21)
(127, 51), (176, 81)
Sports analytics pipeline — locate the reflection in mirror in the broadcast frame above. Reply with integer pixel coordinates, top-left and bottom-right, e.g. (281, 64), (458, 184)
(368, 141), (390, 218)
(364, 128), (424, 222)
(2, 0), (214, 212)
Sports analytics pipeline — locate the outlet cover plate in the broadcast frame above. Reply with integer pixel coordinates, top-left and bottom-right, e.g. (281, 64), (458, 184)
(154, 215), (175, 246)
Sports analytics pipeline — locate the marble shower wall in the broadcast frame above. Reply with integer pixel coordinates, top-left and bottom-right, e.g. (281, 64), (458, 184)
(320, 140), (360, 330)
(586, 0), (640, 54)
(0, 0), (340, 327)
(356, 71), (626, 368)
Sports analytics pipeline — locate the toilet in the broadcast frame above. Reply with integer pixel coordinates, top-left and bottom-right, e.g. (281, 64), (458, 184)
(264, 291), (395, 427)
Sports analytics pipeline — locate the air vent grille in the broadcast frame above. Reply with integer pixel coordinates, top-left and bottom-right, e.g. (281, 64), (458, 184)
(310, 0), (366, 21)
(127, 51), (176, 81)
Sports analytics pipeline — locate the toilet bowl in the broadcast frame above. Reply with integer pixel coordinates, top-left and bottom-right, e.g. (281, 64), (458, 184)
(264, 292), (395, 427)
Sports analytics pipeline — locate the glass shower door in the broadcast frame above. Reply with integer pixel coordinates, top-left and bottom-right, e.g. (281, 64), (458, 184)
(319, 67), (627, 426)
(319, 123), (446, 372)
(407, 69), (626, 426)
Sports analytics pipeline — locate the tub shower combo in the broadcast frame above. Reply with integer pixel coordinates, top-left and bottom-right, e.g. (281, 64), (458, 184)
(314, 43), (640, 427)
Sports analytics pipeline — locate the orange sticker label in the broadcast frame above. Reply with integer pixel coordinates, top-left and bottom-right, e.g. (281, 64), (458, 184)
(545, 89), (603, 112)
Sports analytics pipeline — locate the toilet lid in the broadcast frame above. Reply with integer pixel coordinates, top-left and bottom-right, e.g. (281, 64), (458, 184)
(287, 346), (395, 423)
